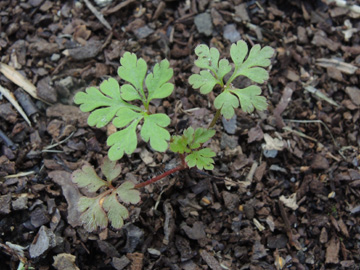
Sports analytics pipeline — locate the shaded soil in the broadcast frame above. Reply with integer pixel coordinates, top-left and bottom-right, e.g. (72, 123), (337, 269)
(1, 0), (360, 269)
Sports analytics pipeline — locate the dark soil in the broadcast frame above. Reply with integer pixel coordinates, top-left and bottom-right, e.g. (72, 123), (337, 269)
(1, 0), (360, 269)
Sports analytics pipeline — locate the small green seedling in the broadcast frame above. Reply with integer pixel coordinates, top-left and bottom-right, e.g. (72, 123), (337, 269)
(72, 41), (274, 231)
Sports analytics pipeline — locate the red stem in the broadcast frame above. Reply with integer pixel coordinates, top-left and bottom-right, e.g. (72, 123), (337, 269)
(134, 165), (186, 189)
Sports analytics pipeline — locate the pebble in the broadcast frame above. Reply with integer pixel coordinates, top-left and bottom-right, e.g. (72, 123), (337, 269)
(223, 24), (241, 43)
(194, 13), (213, 36)
(51, 53), (60, 62)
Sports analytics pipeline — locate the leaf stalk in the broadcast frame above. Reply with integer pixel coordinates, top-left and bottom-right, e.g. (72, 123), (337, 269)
(134, 164), (186, 189)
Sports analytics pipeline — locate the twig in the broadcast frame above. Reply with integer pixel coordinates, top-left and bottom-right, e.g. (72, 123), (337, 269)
(83, 0), (111, 30)
(42, 132), (75, 151)
(283, 119), (338, 147)
(0, 85), (31, 126)
(0, 129), (15, 149)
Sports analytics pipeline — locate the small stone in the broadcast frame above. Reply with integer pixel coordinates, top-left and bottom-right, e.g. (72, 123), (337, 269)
(222, 115), (237, 135)
(51, 53), (60, 62)
(112, 256), (131, 270)
(223, 24), (241, 43)
(194, 13), (213, 36)
(29, 226), (61, 258)
(12, 196), (28, 210)
(311, 154), (330, 170)
(134, 26), (154, 39)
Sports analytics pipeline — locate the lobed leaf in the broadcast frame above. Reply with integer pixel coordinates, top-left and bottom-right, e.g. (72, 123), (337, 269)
(102, 193), (129, 229)
(141, 113), (171, 152)
(170, 127), (215, 155)
(78, 196), (108, 232)
(72, 165), (107, 193)
(194, 45), (220, 72)
(170, 135), (190, 154)
(188, 71), (218, 94)
(231, 85), (268, 113)
(74, 78), (136, 128)
(116, 181), (141, 204)
(107, 120), (141, 161)
(101, 156), (122, 182)
(229, 40), (274, 84)
(214, 91), (239, 119)
(118, 52), (147, 101)
(145, 59), (174, 102)
(185, 148), (216, 170)
(190, 128), (216, 149)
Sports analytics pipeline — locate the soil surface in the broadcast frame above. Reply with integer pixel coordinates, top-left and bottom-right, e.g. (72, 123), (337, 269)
(1, 0), (360, 269)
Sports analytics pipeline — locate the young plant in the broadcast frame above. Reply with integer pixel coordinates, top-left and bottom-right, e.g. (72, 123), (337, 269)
(72, 157), (140, 232)
(189, 40), (274, 123)
(72, 41), (274, 231)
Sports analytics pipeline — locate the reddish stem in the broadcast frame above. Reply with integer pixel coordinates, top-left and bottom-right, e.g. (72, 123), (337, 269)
(134, 165), (186, 189)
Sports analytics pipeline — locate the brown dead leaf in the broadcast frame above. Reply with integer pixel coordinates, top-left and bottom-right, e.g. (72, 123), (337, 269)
(326, 237), (340, 264)
(73, 25), (91, 46)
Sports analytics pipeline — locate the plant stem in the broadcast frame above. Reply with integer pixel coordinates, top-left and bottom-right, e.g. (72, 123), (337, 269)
(134, 165), (186, 189)
(208, 109), (221, 129)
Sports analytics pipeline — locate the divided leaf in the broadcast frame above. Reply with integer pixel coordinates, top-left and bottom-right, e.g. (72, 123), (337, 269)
(170, 127), (216, 169)
(118, 52), (147, 101)
(116, 181), (141, 204)
(141, 113), (171, 152)
(75, 162), (140, 232)
(231, 85), (268, 113)
(101, 156), (122, 182)
(214, 91), (239, 120)
(191, 128), (216, 149)
(185, 148), (216, 170)
(72, 165), (108, 192)
(146, 59), (174, 102)
(189, 71), (219, 94)
(107, 120), (141, 161)
(189, 44), (231, 94)
(103, 193), (129, 229)
(229, 40), (274, 84)
(78, 196), (108, 232)
(74, 78), (136, 128)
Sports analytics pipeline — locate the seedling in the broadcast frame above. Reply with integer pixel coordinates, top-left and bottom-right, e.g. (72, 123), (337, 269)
(73, 41), (274, 231)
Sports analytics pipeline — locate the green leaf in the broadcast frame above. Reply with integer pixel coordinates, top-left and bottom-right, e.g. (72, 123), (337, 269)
(214, 91), (239, 119)
(116, 181), (141, 204)
(74, 78), (136, 128)
(78, 196), (108, 232)
(107, 120), (141, 160)
(101, 156), (121, 182)
(120, 84), (142, 101)
(145, 59), (174, 102)
(194, 44), (220, 72)
(231, 85), (267, 113)
(190, 128), (216, 149)
(170, 135), (191, 154)
(170, 127), (215, 154)
(72, 165), (107, 193)
(189, 71), (219, 94)
(102, 193), (129, 229)
(118, 52), (147, 101)
(185, 148), (216, 170)
(141, 113), (171, 152)
(112, 108), (143, 128)
(229, 40), (274, 84)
